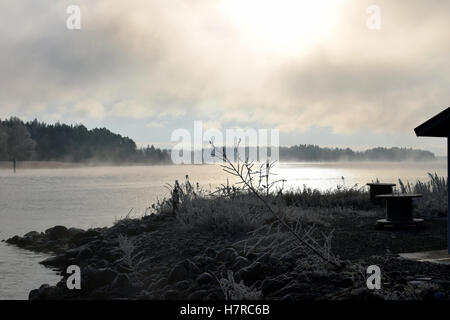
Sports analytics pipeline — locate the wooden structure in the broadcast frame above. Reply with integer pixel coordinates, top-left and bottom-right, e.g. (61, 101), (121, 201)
(366, 183), (396, 204)
(414, 107), (450, 253)
(375, 194), (424, 229)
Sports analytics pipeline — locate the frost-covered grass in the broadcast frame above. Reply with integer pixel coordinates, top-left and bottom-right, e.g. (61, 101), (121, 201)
(141, 140), (447, 294)
(398, 173), (448, 217)
(154, 172), (446, 234)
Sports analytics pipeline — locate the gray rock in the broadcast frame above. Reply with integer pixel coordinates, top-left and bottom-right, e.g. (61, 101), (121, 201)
(168, 260), (200, 283)
(45, 226), (69, 240)
(174, 280), (191, 291)
(70, 229), (101, 246)
(149, 277), (167, 290)
(111, 274), (131, 289)
(80, 265), (117, 292)
(232, 256), (249, 270)
(137, 290), (152, 299)
(24, 231), (40, 238)
(92, 268), (117, 287)
(77, 247), (94, 260)
(350, 287), (383, 300)
(168, 264), (189, 283)
(217, 248), (239, 264)
(6, 235), (21, 245)
(197, 272), (214, 285)
(40, 255), (67, 268)
(28, 288), (41, 300)
(164, 290), (180, 300)
(408, 280), (429, 288)
(88, 286), (111, 299)
(261, 279), (287, 296)
(187, 289), (210, 300)
(192, 255), (206, 265)
(206, 289), (225, 300)
(274, 283), (312, 298)
(237, 262), (270, 283)
(204, 247), (217, 258)
(67, 227), (85, 238)
(333, 276), (354, 288)
(28, 284), (61, 300)
(433, 292), (446, 300)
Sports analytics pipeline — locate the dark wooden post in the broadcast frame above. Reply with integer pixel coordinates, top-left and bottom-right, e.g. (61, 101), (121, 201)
(414, 107), (450, 254)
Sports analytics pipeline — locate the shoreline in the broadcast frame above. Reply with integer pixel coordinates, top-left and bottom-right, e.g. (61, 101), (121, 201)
(0, 159), (446, 170)
(0, 161), (173, 170)
(4, 184), (449, 300)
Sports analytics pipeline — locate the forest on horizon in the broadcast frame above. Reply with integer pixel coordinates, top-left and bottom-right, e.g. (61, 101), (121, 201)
(0, 117), (437, 163)
(0, 117), (170, 163)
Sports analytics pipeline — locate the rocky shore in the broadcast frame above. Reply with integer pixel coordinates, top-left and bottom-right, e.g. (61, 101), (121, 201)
(5, 203), (450, 300)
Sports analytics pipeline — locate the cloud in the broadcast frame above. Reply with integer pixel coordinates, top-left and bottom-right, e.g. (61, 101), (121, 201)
(111, 100), (155, 119)
(146, 121), (167, 129)
(73, 99), (105, 119)
(0, 0), (449, 144)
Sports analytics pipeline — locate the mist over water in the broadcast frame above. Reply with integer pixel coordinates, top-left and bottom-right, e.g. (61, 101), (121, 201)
(0, 161), (447, 299)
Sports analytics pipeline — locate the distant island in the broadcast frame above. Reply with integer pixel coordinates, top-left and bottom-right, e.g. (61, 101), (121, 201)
(279, 145), (436, 162)
(0, 117), (437, 164)
(0, 117), (171, 164)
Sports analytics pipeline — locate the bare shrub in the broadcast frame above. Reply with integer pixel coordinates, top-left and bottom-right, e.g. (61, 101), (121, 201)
(217, 270), (262, 300)
(209, 140), (340, 267)
(113, 234), (147, 281)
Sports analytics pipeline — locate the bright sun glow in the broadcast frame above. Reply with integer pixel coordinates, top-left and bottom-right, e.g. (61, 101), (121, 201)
(219, 0), (343, 55)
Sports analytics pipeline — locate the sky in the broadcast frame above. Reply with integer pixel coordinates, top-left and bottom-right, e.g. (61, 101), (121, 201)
(0, 0), (449, 155)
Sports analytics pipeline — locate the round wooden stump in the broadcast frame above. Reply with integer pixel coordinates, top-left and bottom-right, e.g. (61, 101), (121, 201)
(375, 218), (424, 229)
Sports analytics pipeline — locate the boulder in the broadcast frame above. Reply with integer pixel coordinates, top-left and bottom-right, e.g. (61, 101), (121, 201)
(40, 254), (68, 268)
(92, 268), (117, 288)
(28, 284), (62, 300)
(6, 235), (21, 245)
(261, 278), (288, 297)
(204, 247), (217, 259)
(187, 289), (210, 300)
(174, 280), (191, 291)
(433, 292), (446, 300)
(196, 272), (214, 285)
(45, 226), (69, 240)
(216, 248), (239, 264)
(24, 231), (41, 238)
(77, 247), (94, 260)
(168, 260), (200, 283)
(111, 274), (131, 289)
(69, 229), (101, 246)
(232, 256), (249, 271)
(164, 290), (180, 300)
(237, 262), (271, 283)
(67, 228), (85, 238)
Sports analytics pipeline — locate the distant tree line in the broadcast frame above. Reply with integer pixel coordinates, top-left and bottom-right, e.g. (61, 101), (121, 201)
(0, 117), (171, 163)
(279, 145), (436, 162)
(191, 145), (436, 163)
(0, 117), (436, 163)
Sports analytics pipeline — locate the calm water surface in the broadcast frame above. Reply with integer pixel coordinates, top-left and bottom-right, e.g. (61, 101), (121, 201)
(0, 161), (446, 299)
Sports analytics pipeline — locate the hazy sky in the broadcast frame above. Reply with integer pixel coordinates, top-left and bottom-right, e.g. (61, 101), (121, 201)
(0, 0), (449, 155)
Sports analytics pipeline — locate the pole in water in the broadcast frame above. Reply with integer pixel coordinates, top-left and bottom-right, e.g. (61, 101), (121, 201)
(13, 158), (16, 173)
